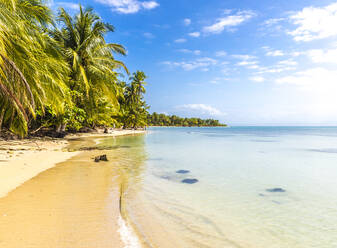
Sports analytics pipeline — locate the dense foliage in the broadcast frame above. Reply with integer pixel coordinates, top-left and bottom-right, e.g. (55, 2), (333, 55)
(0, 0), (147, 137)
(147, 113), (226, 127)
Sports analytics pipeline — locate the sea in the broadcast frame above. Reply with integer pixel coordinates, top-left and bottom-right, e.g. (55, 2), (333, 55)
(118, 126), (337, 248)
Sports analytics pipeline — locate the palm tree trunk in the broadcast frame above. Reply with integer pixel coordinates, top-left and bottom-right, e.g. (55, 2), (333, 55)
(0, 107), (5, 131)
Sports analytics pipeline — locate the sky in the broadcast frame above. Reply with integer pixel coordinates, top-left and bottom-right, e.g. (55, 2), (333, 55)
(51, 0), (337, 125)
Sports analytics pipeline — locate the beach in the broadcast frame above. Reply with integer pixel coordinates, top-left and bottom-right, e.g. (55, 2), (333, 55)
(0, 130), (145, 248)
(0, 129), (144, 198)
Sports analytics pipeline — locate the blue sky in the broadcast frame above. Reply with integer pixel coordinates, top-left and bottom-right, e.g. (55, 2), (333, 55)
(51, 0), (337, 125)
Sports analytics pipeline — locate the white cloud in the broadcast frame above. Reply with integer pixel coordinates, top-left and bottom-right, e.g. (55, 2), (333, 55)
(232, 54), (256, 60)
(95, 0), (159, 14)
(307, 48), (337, 63)
(236, 60), (258, 67)
(257, 61), (297, 74)
(289, 2), (337, 41)
(188, 32), (200, 37)
(143, 32), (155, 39)
(203, 10), (255, 34)
(276, 68), (337, 99)
(177, 49), (201, 55)
(177, 104), (225, 116)
(232, 54), (259, 69)
(266, 50), (284, 57)
(262, 18), (286, 27)
(162, 57), (217, 71)
(215, 50), (227, 57)
(141, 1), (159, 9)
(174, 38), (187, 43)
(250, 76), (265, 82)
(183, 18), (191, 26)
(290, 51), (303, 57)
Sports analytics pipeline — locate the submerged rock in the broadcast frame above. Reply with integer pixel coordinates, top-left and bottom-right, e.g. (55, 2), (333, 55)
(181, 178), (198, 184)
(160, 175), (172, 180)
(266, 188), (286, 193)
(94, 154), (108, 162)
(176, 170), (190, 174)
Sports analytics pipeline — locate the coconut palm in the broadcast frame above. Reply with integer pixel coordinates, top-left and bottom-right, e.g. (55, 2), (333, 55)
(51, 6), (128, 127)
(0, 0), (69, 136)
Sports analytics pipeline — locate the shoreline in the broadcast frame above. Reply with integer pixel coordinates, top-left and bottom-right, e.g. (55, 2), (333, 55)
(0, 129), (145, 199)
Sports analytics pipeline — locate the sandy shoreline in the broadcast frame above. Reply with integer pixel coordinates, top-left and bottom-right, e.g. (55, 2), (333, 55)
(0, 129), (145, 198)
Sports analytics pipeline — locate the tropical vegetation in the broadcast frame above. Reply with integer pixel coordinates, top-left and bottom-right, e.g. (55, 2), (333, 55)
(0, 0), (147, 137)
(147, 113), (226, 127)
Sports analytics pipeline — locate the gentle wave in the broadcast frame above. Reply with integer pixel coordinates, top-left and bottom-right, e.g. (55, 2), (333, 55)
(118, 215), (142, 248)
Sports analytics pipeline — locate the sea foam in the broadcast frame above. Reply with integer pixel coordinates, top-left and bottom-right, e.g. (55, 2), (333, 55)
(118, 215), (142, 248)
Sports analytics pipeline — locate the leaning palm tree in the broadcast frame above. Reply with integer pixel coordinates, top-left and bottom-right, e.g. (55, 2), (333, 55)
(51, 6), (128, 128)
(0, 0), (69, 136)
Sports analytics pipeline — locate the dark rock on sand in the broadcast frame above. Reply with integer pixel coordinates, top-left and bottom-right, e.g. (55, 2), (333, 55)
(176, 170), (190, 174)
(266, 188), (286, 193)
(94, 154), (108, 162)
(181, 178), (198, 184)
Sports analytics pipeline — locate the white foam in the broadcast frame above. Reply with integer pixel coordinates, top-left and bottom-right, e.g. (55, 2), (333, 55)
(118, 215), (142, 248)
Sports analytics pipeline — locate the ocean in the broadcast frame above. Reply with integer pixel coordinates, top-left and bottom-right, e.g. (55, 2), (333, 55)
(119, 127), (337, 248)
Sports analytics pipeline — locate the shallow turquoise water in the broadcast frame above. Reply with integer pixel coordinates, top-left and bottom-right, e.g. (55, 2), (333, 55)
(123, 127), (337, 247)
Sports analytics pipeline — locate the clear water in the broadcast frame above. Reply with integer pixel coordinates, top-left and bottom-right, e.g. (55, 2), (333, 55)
(126, 127), (337, 248)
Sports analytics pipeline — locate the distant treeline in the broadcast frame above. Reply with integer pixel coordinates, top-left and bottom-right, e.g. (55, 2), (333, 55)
(147, 113), (226, 127)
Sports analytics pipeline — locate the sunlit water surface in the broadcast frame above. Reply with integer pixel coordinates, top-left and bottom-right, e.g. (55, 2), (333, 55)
(126, 127), (337, 248)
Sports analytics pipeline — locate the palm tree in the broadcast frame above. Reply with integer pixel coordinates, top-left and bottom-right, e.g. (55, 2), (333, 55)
(51, 6), (128, 128)
(0, 0), (69, 136)
(123, 71), (148, 128)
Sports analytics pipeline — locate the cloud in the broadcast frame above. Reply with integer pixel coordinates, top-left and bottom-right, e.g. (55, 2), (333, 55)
(174, 38), (187, 43)
(203, 10), (255, 34)
(232, 54), (259, 69)
(177, 104), (225, 116)
(256, 59), (297, 74)
(236, 60), (258, 67)
(276, 68), (337, 96)
(232, 54), (256, 60)
(94, 0), (159, 14)
(250, 76), (265, 82)
(278, 59), (297, 66)
(262, 18), (286, 27)
(215, 50), (227, 57)
(143, 32), (155, 39)
(262, 46), (284, 56)
(288, 2), (337, 41)
(177, 49), (201, 55)
(162, 57), (217, 71)
(275, 68), (337, 120)
(266, 50), (284, 57)
(142, 1), (159, 9)
(183, 18), (191, 26)
(188, 32), (200, 37)
(307, 48), (337, 63)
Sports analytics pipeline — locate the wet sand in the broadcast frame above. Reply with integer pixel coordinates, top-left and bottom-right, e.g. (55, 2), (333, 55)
(0, 130), (146, 248)
(0, 130), (144, 198)
(0, 132), (146, 248)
